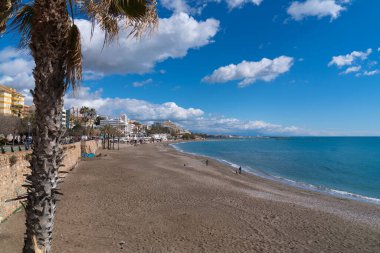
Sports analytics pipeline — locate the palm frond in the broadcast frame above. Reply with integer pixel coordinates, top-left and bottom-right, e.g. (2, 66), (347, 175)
(85, 0), (119, 44)
(121, 0), (158, 38)
(9, 4), (35, 48)
(82, 0), (158, 44)
(66, 24), (82, 91)
(68, 0), (75, 20)
(0, 0), (21, 34)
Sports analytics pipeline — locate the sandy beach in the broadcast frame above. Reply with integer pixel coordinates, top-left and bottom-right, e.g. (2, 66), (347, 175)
(1, 142), (380, 252)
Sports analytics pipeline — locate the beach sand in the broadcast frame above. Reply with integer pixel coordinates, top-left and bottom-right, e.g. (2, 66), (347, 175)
(0, 142), (380, 252)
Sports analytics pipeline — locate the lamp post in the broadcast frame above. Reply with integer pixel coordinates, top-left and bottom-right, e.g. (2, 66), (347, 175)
(27, 122), (31, 138)
(26, 121), (31, 150)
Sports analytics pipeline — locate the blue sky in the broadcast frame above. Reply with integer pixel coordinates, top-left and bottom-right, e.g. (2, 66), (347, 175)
(1, 0), (380, 135)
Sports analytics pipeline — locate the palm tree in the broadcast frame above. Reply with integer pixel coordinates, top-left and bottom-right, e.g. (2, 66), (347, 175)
(79, 106), (90, 121)
(87, 108), (97, 136)
(114, 128), (123, 150)
(1, 1), (158, 252)
(88, 108), (97, 125)
(101, 124), (114, 149)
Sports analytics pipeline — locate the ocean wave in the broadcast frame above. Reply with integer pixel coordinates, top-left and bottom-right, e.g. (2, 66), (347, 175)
(269, 175), (380, 205)
(171, 143), (380, 205)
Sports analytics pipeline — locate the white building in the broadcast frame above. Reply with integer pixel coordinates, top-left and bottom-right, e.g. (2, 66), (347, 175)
(152, 133), (169, 141)
(100, 114), (130, 135)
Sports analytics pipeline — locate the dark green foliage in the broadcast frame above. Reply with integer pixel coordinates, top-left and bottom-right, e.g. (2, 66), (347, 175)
(182, 133), (196, 140)
(95, 116), (106, 126)
(9, 155), (18, 166)
(69, 124), (86, 137)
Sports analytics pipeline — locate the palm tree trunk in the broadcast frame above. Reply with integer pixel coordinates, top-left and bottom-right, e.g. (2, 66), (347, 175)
(23, 1), (70, 252)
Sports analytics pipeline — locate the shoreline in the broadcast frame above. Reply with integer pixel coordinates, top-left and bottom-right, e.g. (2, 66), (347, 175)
(1, 142), (379, 252)
(171, 141), (380, 206)
(167, 142), (380, 231)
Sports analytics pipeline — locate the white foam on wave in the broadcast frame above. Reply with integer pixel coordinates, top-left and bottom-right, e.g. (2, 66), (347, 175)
(252, 169), (380, 205)
(171, 143), (380, 205)
(219, 159), (240, 169)
(328, 189), (380, 204)
(170, 143), (184, 153)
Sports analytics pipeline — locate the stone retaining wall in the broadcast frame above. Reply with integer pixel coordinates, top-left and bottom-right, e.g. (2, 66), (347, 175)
(0, 140), (101, 222)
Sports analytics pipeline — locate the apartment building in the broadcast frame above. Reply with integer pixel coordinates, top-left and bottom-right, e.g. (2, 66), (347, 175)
(99, 114), (131, 135)
(22, 105), (35, 118)
(0, 85), (25, 117)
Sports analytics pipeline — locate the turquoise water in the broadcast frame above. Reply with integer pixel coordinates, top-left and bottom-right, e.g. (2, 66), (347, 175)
(173, 138), (380, 204)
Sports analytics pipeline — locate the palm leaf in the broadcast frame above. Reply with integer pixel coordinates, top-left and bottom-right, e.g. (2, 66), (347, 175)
(122, 0), (158, 38)
(0, 0), (21, 34)
(82, 0), (158, 43)
(110, 0), (147, 19)
(9, 4), (35, 48)
(68, 0), (75, 20)
(66, 23), (82, 91)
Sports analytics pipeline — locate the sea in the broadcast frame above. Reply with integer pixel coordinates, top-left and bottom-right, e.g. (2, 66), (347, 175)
(172, 137), (380, 205)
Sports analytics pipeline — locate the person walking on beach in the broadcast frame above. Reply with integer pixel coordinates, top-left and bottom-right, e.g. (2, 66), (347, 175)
(206, 160), (209, 166)
(239, 166), (242, 174)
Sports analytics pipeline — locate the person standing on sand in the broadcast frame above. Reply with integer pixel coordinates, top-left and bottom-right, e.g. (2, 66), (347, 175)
(239, 166), (242, 174)
(206, 160), (209, 166)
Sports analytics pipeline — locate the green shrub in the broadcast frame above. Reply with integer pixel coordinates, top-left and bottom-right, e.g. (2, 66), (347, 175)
(9, 155), (18, 167)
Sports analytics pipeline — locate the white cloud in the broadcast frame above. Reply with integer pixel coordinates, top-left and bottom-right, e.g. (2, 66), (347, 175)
(225, 0), (263, 9)
(363, 70), (379, 76)
(64, 87), (204, 121)
(132, 78), (153, 87)
(328, 49), (372, 67)
(77, 13), (219, 75)
(287, 0), (349, 21)
(329, 48), (380, 77)
(0, 47), (35, 90)
(340, 66), (361, 75)
(83, 70), (104, 81)
(0, 13), (219, 89)
(161, 0), (263, 13)
(179, 116), (308, 135)
(160, 0), (194, 14)
(64, 86), (307, 135)
(0, 47), (21, 61)
(202, 56), (294, 87)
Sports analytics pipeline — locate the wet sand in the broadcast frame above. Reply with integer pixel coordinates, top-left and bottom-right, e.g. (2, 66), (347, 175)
(1, 143), (380, 252)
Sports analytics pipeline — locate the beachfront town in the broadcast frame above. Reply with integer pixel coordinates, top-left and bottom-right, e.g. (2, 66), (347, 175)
(0, 84), (200, 150)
